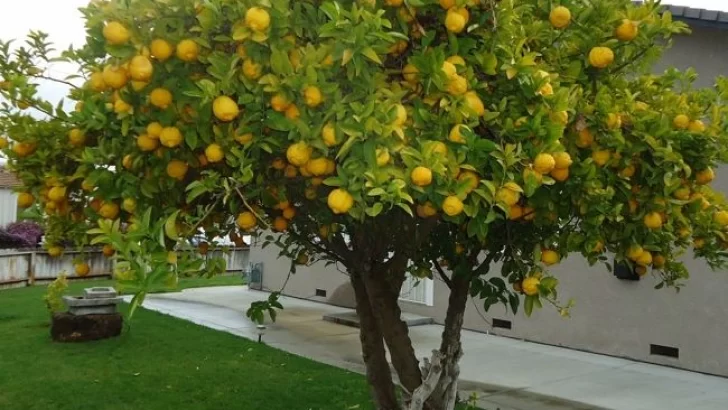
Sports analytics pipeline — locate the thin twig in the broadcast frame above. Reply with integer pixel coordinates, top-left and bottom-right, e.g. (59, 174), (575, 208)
(233, 185), (271, 229)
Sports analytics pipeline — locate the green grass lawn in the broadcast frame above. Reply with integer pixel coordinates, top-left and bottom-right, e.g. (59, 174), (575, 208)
(0, 278), (375, 410)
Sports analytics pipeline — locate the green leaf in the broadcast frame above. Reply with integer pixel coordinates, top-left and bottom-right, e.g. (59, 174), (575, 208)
(323, 177), (343, 187)
(524, 295), (534, 317)
(164, 211), (180, 241)
(367, 187), (386, 196)
(361, 47), (382, 65)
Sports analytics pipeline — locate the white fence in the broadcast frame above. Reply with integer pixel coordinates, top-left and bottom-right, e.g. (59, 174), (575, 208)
(0, 248), (250, 290)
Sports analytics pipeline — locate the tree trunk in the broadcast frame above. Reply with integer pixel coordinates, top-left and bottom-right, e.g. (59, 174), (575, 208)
(406, 274), (470, 410)
(429, 274), (471, 410)
(350, 272), (401, 410)
(361, 269), (424, 394)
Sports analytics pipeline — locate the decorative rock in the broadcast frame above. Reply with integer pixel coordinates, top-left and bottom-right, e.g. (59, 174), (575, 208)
(51, 312), (123, 342)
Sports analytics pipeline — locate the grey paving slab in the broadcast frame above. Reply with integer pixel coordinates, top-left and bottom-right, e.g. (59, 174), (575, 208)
(126, 286), (728, 410)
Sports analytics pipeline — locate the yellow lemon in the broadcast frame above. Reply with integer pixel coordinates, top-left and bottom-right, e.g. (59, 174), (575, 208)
(166, 160), (189, 180)
(150, 39), (174, 61)
(449, 124), (466, 143)
(68, 129), (86, 147)
(644, 212), (663, 229)
(403, 63), (419, 84)
(103, 21), (130, 45)
(464, 91), (485, 116)
(304, 86), (323, 108)
(285, 104), (301, 120)
(147, 122), (163, 139)
(533, 153), (556, 174)
(102, 65), (128, 89)
(328, 189), (354, 214)
(673, 114), (690, 130)
(122, 198), (137, 213)
(538, 83), (554, 96)
(445, 7), (468, 34)
(99, 202), (120, 219)
(714, 211), (728, 226)
(322, 123), (337, 146)
(447, 55), (466, 66)
(376, 148), (390, 166)
(411, 166), (433, 187)
(114, 99), (132, 114)
(432, 142), (448, 156)
(416, 202), (438, 218)
(442, 195), (464, 216)
(457, 171), (479, 194)
(627, 245), (644, 261)
(235, 133), (253, 144)
(508, 205), (524, 220)
(552, 152), (572, 169)
(237, 211), (257, 231)
(695, 168), (714, 185)
(606, 113), (622, 130)
(550, 110), (569, 125)
(137, 134), (159, 151)
(88, 72), (106, 91)
(551, 167), (569, 182)
(205, 143), (225, 163)
(541, 249), (560, 266)
(620, 165), (636, 178)
(441, 61), (457, 78)
(160, 126), (183, 148)
(271, 94), (290, 112)
(273, 216), (288, 232)
(286, 141), (311, 166)
(496, 183), (521, 206)
(176, 39), (199, 62)
(246, 7), (271, 32)
(636, 250), (652, 266)
(549, 6), (571, 29)
(129, 55), (154, 81)
(447, 74), (468, 95)
(150, 87), (173, 109)
(283, 207), (297, 220)
(242, 59), (262, 79)
(306, 157), (329, 176)
(122, 155), (133, 169)
(576, 128), (594, 148)
(688, 120), (705, 133)
(615, 19), (638, 42)
(522, 277), (540, 296)
(653, 254), (666, 268)
(75, 263), (91, 277)
(0, 136), (7, 149)
(591, 150), (611, 167)
(212, 96), (239, 122)
(673, 187), (690, 200)
(17, 192), (35, 208)
(588, 47), (614, 69)
(102, 244), (115, 257)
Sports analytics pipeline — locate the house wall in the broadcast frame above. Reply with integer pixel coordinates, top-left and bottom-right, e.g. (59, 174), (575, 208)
(250, 24), (728, 376)
(0, 189), (17, 226)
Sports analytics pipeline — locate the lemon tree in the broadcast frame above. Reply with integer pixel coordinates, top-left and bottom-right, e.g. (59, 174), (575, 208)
(2, 0), (728, 409)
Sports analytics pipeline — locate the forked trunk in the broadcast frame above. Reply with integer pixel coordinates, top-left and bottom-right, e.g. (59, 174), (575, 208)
(406, 274), (470, 410)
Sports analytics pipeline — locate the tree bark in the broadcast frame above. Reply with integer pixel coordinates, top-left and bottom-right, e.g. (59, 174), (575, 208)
(427, 274), (471, 410)
(350, 272), (401, 410)
(361, 269), (424, 395)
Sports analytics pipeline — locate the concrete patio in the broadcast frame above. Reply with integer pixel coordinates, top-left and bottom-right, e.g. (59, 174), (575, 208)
(128, 286), (728, 410)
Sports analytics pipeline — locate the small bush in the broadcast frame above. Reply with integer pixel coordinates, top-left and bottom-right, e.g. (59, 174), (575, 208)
(6, 221), (43, 247)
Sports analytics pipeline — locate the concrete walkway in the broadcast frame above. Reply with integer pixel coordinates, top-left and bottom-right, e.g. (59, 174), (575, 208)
(129, 286), (728, 410)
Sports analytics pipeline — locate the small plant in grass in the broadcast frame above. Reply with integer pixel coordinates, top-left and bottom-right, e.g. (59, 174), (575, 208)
(44, 273), (68, 313)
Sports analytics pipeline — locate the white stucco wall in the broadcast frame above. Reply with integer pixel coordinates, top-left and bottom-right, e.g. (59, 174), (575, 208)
(0, 189), (18, 226)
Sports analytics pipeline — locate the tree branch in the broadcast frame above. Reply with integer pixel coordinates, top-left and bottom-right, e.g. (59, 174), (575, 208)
(432, 259), (453, 289)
